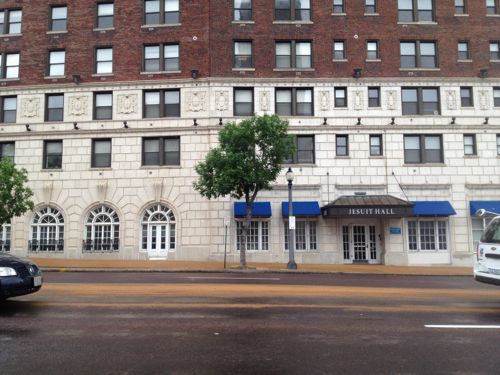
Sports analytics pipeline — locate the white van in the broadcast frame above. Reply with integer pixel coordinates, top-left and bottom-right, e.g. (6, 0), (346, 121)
(474, 212), (500, 285)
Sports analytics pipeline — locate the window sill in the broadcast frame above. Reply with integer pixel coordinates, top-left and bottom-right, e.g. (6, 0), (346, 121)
(364, 13), (379, 16)
(232, 68), (255, 72)
(397, 21), (438, 25)
(0, 33), (22, 38)
(369, 155), (385, 159)
(90, 167), (112, 171)
(454, 14), (469, 17)
(46, 30), (68, 35)
(44, 76), (66, 80)
(335, 156), (350, 159)
(273, 68), (314, 72)
(486, 14), (500, 17)
(232, 20), (255, 24)
(92, 73), (114, 77)
(365, 59), (381, 63)
(399, 68), (440, 71)
(460, 106), (475, 110)
(93, 27), (115, 32)
(141, 165), (181, 169)
(331, 13), (346, 16)
(272, 21), (313, 25)
(457, 59), (472, 63)
(282, 163), (316, 168)
(141, 24), (182, 29)
(140, 71), (181, 75)
(0, 78), (20, 82)
(332, 59), (348, 62)
(403, 163), (446, 167)
(491, 60), (500, 63)
(334, 107), (348, 110)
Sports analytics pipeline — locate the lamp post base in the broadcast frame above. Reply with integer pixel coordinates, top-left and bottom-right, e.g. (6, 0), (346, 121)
(287, 261), (297, 270)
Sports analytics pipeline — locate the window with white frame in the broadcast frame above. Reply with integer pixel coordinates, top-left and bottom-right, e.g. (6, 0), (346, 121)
(234, 0), (252, 21)
(144, 43), (179, 72)
(234, 41), (253, 69)
(96, 47), (113, 74)
(50, 6), (67, 31)
(49, 50), (65, 77)
(0, 223), (10, 251)
(141, 204), (176, 251)
(275, 41), (311, 69)
(367, 41), (379, 60)
(284, 220), (317, 251)
(84, 205), (119, 252)
(275, 0), (311, 21)
(97, 3), (114, 29)
(30, 207), (64, 252)
(333, 40), (346, 60)
(236, 221), (269, 251)
(398, 0), (434, 22)
(0, 52), (20, 79)
(400, 41), (437, 68)
(144, 0), (179, 25)
(0, 9), (22, 34)
(407, 218), (449, 251)
(458, 41), (470, 60)
(455, 0), (466, 14)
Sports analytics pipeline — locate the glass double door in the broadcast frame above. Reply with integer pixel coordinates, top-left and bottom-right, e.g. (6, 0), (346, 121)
(147, 224), (168, 258)
(342, 224), (380, 264)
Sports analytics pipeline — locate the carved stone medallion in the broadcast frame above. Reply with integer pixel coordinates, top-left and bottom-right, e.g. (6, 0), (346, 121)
(215, 91), (229, 111)
(318, 91), (330, 111)
(353, 90), (363, 110)
(21, 97), (40, 118)
(445, 90), (457, 110)
(186, 92), (206, 112)
(386, 90), (397, 110)
(117, 94), (138, 114)
(259, 91), (270, 111)
(69, 96), (88, 116)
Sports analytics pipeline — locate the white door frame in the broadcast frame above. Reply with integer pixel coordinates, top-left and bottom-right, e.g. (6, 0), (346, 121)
(342, 221), (381, 264)
(147, 223), (168, 259)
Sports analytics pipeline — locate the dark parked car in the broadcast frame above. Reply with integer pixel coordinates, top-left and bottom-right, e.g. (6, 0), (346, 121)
(0, 253), (43, 300)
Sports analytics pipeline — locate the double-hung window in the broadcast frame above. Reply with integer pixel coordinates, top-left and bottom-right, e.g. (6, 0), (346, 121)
(333, 41), (346, 60)
(234, 41), (252, 69)
(50, 6), (67, 32)
(0, 52), (20, 79)
(144, 44), (179, 72)
(0, 9), (22, 34)
(458, 41), (470, 60)
(370, 134), (383, 156)
(286, 135), (315, 164)
(1, 96), (16, 123)
(0, 142), (14, 163)
(275, 0), (311, 21)
(144, 0), (179, 25)
(368, 87), (380, 107)
(365, 0), (377, 13)
(334, 87), (347, 107)
(404, 134), (443, 164)
(234, 0), (252, 21)
(333, 0), (345, 14)
(236, 221), (269, 251)
(486, 0), (499, 14)
(142, 137), (180, 166)
(494, 87), (500, 107)
(402, 87), (440, 115)
(285, 220), (317, 251)
(367, 41), (379, 60)
(233, 88), (254, 116)
(275, 88), (313, 116)
(275, 41), (311, 69)
(400, 41), (437, 68)
(97, 3), (114, 29)
(95, 47), (113, 74)
(94, 92), (113, 120)
(398, 0), (434, 22)
(143, 89), (180, 118)
(407, 219), (449, 251)
(91, 139), (112, 168)
(490, 42), (500, 61)
(455, 0), (466, 14)
(463, 134), (477, 156)
(49, 50), (65, 77)
(460, 87), (473, 107)
(336, 135), (348, 156)
(43, 140), (63, 169)
(46, 94), (64, 122)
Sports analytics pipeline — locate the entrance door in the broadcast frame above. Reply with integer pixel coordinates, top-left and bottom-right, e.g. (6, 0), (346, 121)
(147, 224), (168, 258)
(343, 224), (379, 264)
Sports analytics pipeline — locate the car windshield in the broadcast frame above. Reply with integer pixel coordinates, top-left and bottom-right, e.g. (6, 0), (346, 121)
(481, 217), (500, 244)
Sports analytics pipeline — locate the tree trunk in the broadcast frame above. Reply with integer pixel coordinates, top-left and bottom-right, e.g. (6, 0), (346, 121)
(239, 203), (252, 268)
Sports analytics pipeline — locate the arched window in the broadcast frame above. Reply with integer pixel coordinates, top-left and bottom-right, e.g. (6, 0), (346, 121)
(84, 205), (120, 252)
(141, 204), (176, 258)
(30, 207), (64, 252)
(0, 223), (11, 252)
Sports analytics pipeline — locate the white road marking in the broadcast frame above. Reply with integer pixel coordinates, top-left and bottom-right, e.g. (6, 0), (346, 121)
(186, 276), (281, 281)
(425, 325), (500, 329)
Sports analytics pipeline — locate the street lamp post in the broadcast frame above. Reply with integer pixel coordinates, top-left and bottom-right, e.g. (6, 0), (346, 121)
(286, 167), (297, 270)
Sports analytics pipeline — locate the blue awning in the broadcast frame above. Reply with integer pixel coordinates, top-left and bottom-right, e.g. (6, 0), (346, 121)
(281, 201), (321, 217)
(234, 202), (272, 218)
(470, 201), (500, 216)
(411, 201), (456, 216)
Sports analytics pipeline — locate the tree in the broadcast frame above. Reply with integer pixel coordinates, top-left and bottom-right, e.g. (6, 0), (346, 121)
(193, 114), (294, 268)
(0, 159), (34, 230)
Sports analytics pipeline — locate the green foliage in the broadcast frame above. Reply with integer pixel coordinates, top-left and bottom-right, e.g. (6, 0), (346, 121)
(0, 159), (34, 226)
(193, 114), (295, 202)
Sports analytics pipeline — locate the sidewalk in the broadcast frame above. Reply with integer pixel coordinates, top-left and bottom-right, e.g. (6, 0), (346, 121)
(29, 257), (472, 276)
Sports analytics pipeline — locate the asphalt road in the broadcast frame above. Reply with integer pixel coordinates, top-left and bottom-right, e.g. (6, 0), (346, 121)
(1, 272), (500, 375)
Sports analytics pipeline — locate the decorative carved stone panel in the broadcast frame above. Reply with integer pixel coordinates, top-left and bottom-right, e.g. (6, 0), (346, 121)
(68, 96), (89, 116)
(215, 91), (229, 111)
(43, 182), (53, 205)
(153, 179), (164, 203)
(117, 94), (138, 114)
(259, 91), (270, 112)
(478, 90), (490, 110)
(185, 92), (206, 112)
(21, 97), (40, 118)
(97, 180), (108, 204)
(353, 90), (363, 110)
(386, 90), (397, 110)
(318, 91), (330, 111)
(445, 90), (457, 110)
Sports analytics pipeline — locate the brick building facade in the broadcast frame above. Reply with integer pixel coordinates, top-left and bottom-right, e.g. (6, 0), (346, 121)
(0, 0), (499, 266)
